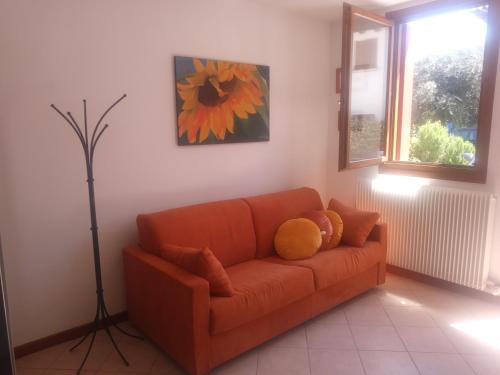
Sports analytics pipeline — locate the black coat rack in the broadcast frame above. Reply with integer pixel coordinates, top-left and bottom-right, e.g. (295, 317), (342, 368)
(51, 94), (142, 374)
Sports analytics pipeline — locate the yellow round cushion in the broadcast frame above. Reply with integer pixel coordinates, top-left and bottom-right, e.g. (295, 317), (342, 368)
(274, 218), (322, 260)
(323, 210), (343, 249)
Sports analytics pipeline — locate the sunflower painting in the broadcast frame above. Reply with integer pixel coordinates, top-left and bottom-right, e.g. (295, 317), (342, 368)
(174, 56), (270, 145)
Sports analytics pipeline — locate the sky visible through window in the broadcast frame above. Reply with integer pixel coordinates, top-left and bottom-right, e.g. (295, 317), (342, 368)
(407, 7), (487, 63)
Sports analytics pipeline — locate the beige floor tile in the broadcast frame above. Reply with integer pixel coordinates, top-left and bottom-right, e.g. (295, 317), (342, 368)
(309, 307), (348, 326)
(50, 338), (113, 371)
(412, 286), (470, 310)
(385, 306), (436, 327)
(309, 349), (364, 375)
(429, 308), (489, 332)
(376, 288), (422, 308)
(382, 274), (423, 291)
(210, 349), (258, 375)
(345, 303), (392, 326)
(264, 326), (307, 349)
(306, 322), (356, 349)
(16, 342), (70, 369)
(359, 350), (419, 375)
(257, 347), (310, 375)
(462, 354), (500, 375)
(441, 326), (500, 355)
(344, 290), (382, 307)
(93, 325), (144, 348)
(425, 307), (472, 327)
(112, 322), (145, 346)
(350, 325), (406, 351)
(397, 326), (456, 353)
(410, 352), (474, 375)
(99, 341), (160, 373)
(150, 352), (186, 374)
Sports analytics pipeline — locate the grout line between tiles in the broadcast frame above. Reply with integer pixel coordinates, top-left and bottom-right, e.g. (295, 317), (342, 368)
(304, 322), (312, 375)
(346, 319), (367, 375)
(460, 353), (481, 375)
(382, 298), (423, 375)
(426, 309), (476, 372)
(255, 344), (262, 375)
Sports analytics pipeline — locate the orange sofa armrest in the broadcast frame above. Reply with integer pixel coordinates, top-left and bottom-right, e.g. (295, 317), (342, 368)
(123, 246), (210, 375)
(368, 223), (387, 247)
(367, 223), (387, 284)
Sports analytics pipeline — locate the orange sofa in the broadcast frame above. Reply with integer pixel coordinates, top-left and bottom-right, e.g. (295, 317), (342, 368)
(123, 187), (387, 375)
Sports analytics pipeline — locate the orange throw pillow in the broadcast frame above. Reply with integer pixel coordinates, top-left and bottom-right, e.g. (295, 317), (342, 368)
(300, 211), (333, 251)
(322, 210), (343, 249)
(160, 244), (235, 297)
(328, 198), (379, 247)
(274, 218), (322, 260)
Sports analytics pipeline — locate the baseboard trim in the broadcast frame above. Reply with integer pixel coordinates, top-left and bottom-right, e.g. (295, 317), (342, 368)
(14, 311), (128, 359)
(386, 264), (500, 304)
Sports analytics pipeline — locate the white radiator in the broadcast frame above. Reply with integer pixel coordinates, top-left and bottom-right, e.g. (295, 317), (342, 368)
(356, 179), (496, 290)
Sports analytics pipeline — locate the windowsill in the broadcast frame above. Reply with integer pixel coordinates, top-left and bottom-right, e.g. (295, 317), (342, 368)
(379, 161), (486, 184)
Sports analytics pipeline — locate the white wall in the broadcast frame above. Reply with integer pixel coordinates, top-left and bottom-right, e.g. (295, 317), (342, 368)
(0, 0), (331, 346)
(328, 16), (500, 284)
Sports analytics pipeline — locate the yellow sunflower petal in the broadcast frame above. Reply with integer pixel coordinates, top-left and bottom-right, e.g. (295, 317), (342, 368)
(182, 96), (199, 111)
(216, 107), (226, 139)
(193, 58), (205, 72)
(234, 92), (257, 115)
(208, 107), (220, 140)
(206, 60), (217, 75)
(178, 111), (190, 136)
(232, 100), (249, 119)
(187, 127), (198, 143)
(217, 61), (234, 82)
(207, 109), (218, 139)
(199, 121), (210, 143)
(224, 104), (235, 134)
(178, 86), (198, 104)
(240, 85), (264, 106)
(186, 72), (206, 86)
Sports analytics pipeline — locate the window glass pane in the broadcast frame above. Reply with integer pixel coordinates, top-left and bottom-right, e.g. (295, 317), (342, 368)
(397, 5), (488, 166)
(349, 14), (390, 162)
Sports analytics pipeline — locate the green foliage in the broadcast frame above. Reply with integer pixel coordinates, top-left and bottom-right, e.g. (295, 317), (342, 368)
(410, 121), (449, 163)
(349, 115), (384, 161)
(412, 49), (483, 129)
(410, 121), (475, 166)
(440, 135), (476, 165)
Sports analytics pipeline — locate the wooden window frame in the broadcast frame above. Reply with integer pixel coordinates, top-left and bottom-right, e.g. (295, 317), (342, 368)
(338, 4), (394, 170)
(380, 0), (500, 183)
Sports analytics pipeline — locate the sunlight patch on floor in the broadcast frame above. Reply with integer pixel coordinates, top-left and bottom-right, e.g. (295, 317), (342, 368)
(451, 319), (500, 350)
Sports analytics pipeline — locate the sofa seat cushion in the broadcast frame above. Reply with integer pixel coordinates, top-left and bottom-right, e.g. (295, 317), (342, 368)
(264, 241), (384, 290)
(210, 260), (315, 335)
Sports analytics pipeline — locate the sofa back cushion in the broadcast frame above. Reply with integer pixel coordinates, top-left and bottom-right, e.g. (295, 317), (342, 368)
(244, 187), (324, 258)
(137, 199), (256, 267)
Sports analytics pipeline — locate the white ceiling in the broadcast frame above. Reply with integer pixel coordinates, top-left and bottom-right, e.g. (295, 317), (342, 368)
(251, 0), (425, 20)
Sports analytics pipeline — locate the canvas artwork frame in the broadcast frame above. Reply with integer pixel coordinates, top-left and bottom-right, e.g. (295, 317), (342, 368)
(174, 56), (270, 145)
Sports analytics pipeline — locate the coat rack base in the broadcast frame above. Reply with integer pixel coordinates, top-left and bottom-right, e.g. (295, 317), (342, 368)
(71, 292), (142, 375)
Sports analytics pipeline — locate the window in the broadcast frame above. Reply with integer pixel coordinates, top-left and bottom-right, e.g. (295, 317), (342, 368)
(338, 0), (500, 183)
(339, 6), (393, 169)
